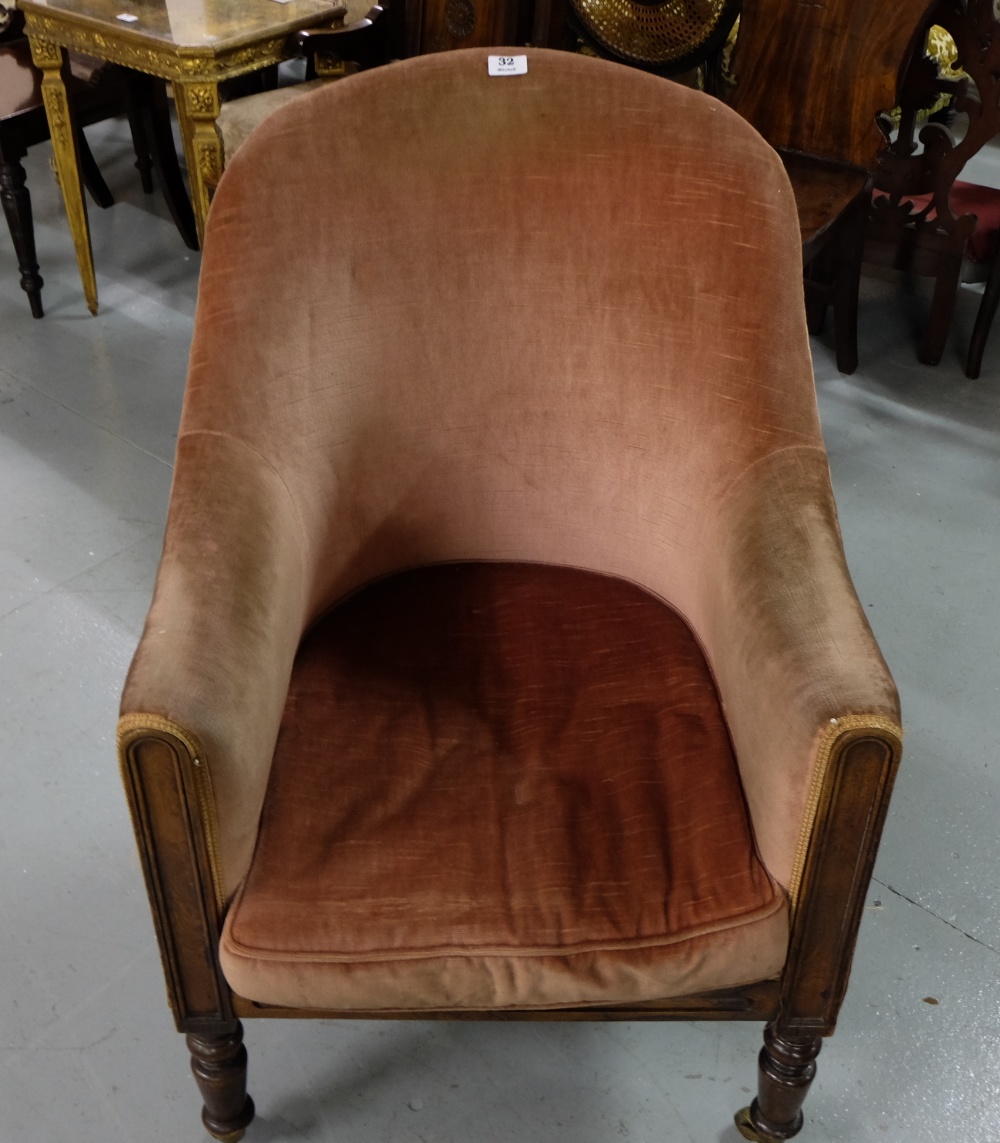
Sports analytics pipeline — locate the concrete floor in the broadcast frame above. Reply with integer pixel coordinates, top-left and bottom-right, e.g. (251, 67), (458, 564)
(0, 116), (998, 1143)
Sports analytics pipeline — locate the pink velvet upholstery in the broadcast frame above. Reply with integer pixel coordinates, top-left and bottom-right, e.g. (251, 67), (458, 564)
(220, 563), (788, 1009)
(120, 49), (899, 1013)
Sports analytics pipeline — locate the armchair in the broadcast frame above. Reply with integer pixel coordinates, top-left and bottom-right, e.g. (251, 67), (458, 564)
(118, 48), (902, 1143)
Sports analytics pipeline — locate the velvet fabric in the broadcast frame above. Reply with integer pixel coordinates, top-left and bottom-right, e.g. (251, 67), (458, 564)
(220, 564), (788, 1009)
(120, 49), (900, 1010)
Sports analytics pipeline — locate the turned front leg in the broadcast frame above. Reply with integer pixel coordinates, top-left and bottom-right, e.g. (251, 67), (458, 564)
(735, 1024), (822, 1141)
(187, 1021), (255, 1142)
(0, 157), (44, 317)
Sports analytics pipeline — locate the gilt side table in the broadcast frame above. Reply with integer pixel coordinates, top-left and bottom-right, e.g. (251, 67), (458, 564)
(19, 0), (347, 312)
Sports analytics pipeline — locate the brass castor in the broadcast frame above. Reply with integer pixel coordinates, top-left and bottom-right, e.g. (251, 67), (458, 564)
(734, 1100), (804, 1142)
(735, 1106), (767, 1141)
(204, 1115), (253, 1143)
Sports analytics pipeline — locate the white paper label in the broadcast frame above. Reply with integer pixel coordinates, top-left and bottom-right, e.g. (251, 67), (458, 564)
(488, 55), (528, 76)
(115, 12), (139, 21)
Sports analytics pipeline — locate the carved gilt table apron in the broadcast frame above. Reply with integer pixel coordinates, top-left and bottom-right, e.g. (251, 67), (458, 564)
(19, 0), (346, 313)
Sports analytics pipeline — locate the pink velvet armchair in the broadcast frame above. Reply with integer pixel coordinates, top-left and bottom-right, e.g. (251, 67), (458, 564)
(118, 48), (902, 1143)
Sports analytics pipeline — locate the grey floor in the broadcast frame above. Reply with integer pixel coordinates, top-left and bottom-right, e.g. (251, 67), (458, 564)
(1, 116), (998, 1143)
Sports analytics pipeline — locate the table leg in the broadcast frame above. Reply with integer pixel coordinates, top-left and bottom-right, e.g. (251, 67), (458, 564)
(173, 80), (223, 247)
(28, 36), (98, 314)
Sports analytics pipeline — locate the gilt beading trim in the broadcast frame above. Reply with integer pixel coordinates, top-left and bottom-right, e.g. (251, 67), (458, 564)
(117, 713), (227, 913)
(787, 714), (903, 908)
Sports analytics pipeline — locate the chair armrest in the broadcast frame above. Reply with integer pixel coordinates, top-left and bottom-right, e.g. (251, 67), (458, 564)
(694, 445), (901, 897)
(295, 2), (401, 77)
(119, 431), (311, 901)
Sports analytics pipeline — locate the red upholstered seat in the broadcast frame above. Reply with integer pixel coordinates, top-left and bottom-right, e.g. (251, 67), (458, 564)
(874, 180), (1000, 263)
(948, 181), (1000, 264)
(220, 563), (788, 1011)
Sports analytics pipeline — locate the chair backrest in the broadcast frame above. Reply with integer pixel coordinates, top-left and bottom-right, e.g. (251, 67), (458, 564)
(182, 48), (821, 622)
(872, 0), (1000, 246)
(533, 0), (740, 78)
(729, 0), (936, 168)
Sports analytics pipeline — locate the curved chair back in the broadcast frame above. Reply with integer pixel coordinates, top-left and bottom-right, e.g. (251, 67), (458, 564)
(183, 47), (819, 622)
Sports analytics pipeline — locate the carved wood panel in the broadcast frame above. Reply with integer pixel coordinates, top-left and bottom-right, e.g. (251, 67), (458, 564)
(408, 0), (534, 54)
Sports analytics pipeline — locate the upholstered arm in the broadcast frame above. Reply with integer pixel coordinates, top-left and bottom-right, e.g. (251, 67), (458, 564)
(119, 432), (311, 900)
(692, 445), (901, 897)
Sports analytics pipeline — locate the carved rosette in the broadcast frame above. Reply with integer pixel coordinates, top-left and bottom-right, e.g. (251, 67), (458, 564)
(445, 0), (477, 40)
(184, 83), (221, 118)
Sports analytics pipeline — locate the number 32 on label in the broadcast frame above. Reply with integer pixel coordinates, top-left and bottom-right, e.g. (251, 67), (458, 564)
(488, 55), (528, 76)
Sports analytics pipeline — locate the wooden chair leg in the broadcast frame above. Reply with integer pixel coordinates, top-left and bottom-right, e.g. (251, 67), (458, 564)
(831, 194), (867, 376)
(125, 81), (156, 195)
(78, 128), (115, 210)
(186, 1021), (255, 1142)
(918, 253), (964, 366)
(129, 74), (199, 252)
(0, 156), (44, 318)
(734, 1024), (822, 1142)
(803, 244), (834, 335)
(966, 253), (1000, 378)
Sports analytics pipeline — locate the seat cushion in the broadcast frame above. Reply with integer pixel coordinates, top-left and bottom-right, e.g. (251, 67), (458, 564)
(949, 180), (1000, 264)
(873, 180), (1000, 265)
(216, 78), (328, 161)
(220, 563), (788, 1011)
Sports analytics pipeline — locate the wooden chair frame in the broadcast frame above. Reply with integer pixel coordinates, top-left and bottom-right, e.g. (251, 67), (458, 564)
(119, 716), (901, 1142)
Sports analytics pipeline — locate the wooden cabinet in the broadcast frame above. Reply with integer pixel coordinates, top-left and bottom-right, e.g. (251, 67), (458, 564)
(407, 0), (536, 53)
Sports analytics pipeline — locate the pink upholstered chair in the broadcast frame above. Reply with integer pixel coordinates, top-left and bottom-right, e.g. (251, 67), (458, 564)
(118, 48), (902, 1143)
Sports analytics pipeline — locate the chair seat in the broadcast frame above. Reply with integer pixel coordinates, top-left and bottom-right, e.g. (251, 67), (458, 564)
(0, 41), (113, 123)
(941, 180), (1000, 264)
(216, 78), (327, 161)
(782, 152), (869, 253)
(873, 180), (1000, 265)
(220, 563), (788, 1012)
(0, 40), (44, 120)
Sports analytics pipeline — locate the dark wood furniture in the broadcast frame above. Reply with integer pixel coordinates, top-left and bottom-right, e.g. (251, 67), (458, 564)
(867, 0), (1000, 378)
(407, 0), (533, 53)
(727, 0), (937, 374)
(0, 10), (195, 317)
(297, 0), (403, 77)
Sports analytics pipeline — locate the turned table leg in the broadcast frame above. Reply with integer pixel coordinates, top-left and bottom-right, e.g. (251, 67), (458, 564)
(735, 1024), (822, 1142)
(187, 1021), (255, 1142)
